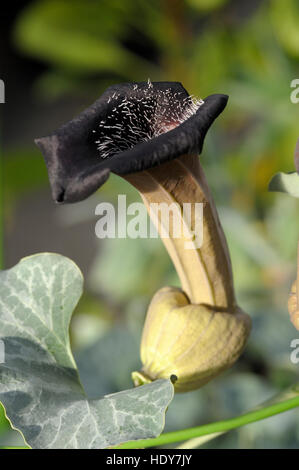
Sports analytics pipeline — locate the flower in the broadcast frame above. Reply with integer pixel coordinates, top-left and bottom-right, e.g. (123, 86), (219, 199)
(132, 286), (250, 392)
(35, 80), (228, 203)
(127, 152), (251, 392)
(36, 80), (251, 392)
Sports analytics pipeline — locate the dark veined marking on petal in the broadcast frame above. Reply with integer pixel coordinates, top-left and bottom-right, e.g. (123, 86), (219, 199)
(93, 79), (204, 159)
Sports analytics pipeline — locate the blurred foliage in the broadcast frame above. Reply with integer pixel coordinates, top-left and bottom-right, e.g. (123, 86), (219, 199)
(2, 0), (299, 448)
(4, 148), (48, 205)
(269, 171), (299, 197)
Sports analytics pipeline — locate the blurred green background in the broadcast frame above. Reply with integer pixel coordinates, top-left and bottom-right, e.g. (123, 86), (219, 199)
(1, 0), (299, 448)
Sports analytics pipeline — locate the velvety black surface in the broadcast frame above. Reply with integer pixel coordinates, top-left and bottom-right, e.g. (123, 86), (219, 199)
(35, 81), (228, 203)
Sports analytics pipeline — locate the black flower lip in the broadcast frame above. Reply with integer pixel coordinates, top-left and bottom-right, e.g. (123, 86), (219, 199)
(35, 81), (228, 204)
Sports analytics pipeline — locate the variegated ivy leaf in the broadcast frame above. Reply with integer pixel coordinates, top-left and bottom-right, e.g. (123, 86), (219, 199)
(0, 253), (174, 449)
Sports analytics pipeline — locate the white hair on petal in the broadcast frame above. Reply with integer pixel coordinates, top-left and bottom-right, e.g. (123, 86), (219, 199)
(94, 81), (204, 159)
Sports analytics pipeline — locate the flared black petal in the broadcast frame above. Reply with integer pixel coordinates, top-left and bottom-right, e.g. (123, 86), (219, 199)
(35, 81), (228, 203)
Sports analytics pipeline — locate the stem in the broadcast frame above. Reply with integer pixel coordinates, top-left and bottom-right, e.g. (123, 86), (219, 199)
(125, 154), (235, 309)
(115, 394), (299, 449)
(176, 432), (223, 449)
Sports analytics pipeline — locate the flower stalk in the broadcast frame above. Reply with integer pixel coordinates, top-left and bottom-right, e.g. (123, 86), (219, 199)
(125, 153), (235, 309)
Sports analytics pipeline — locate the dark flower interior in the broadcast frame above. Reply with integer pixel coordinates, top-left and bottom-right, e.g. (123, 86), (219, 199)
(35, 81), (228, 203)
(93, 80), (203, 159)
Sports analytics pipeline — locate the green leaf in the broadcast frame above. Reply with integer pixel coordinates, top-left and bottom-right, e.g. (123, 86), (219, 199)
(0, 253), (174, 449)
(268, 171), (299, 197)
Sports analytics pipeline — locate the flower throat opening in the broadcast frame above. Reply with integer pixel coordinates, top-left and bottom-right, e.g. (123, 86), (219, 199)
(93, 80), (203, 159)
